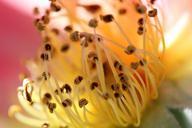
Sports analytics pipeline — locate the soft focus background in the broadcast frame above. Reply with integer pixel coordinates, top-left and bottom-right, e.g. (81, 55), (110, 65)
(0, 0), (192, 128)
(0, 1), (41, 127)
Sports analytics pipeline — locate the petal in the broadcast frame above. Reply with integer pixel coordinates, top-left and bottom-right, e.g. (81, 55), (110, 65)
(135, 80), (192, 128)
(0, 1), (40, 116)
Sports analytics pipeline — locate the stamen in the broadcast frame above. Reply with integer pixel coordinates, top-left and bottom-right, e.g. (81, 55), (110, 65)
(79, 98), (88, 108)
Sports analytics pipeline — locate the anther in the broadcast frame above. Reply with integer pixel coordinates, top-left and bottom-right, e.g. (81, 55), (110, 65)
(135, 4), (147, 14)
(74, 76), (83, 85)
(40, 53), (49, 61)
(41, 15), (50, 24)
(118, 8), (127, 15)
(42, 123), (49, 128)
(33, 7), (40, 15)
(137, 26), (144, 35)
(114, 92), (120, 98)
(79, 98), (88, 108)
(51, 28), (60, 35)
(61, 44), (70, 52)
(64, 25), (73, 32)
(150, 0), (156, 4)
(48, 102), (56, 113)
(62, 84), (72, 93)
(43, 93), (52, 104)
(125, 45), (136, 55)
(100, 14), (114, 23)
(70, 31), (80, 42)
(45, 43), (52, 51)
(88, 18), (98, 28)
(44, 93), (52, 100)
(139, 59), (147, 66)
(79, 4), (101, 13)
(122, 83), (128, 91)
(114, 60), (122, 71)
(130, 62), (139, 70)
(42, 72), (50, 80)
(119, 73), (128, 83)
(138, 18), (144, 26)
(62, 98), (72, 107)
(148, 8), (158, 17)
(90, 82), (99, 90)
(35, 20), (45, 31)
(111, 84), (120, 91)
(25, 91), (32, 103)
(43, 36), (50, 43)
(50, 2), (61, 12)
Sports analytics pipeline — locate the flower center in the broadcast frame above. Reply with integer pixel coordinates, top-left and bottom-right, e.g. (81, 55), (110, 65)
(9, 0), (165, 128)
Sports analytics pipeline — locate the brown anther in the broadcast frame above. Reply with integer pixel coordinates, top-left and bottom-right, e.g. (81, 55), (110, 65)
(44, 93), (52, 100)
(25, 91), (32, 103)
(48, 102), (56, 113)
(62, 98), (72, 107)
(88, 52), (98, 62)
(33, 7), (39, 15)
(90, 82), (99, 90)
(51, 28), (60, 35)
(64, 25), (73, 32)
(138, 18), (144, 26)
(114, 92), (120, 98)
(111, 84), (120, 91)
(40, 53), (49, 61)
(45, 43), (52, 51)
(148, 8), (158, 17)
(42, 72), (50, 80)
(62, 84), (72, 93)
(87, 34), (94, 43)
(74, 76), (83, 85)
(45, 9), (51, 15)
(118, 8), (127, 15)
(70, 31), (80, 42)
(125, 45), (136, 55)
(61, 44), (70, 52)
(43, 36), (50, 42)
(42, 93), (52, 104)
(80, 4), (101, 13)
(42, 15), (50, 24)
(122, 83), (128, 90)
(130, 62), (139, 70)
(50, 2), (61, 12)
(88, 18), (98, 28)
(42, 123), (49, 128)
(150, 0), (156, 4)
(135, 4), (147, 14)
(79, 98), (88, 108)
(35, 21), (45, 31)
(102, 93), (109, 100)
(100, 14), (114, 23)
(54, 89), (59, 94)
(119, 73), (128, 83)
(137, 26), (144, 35)
(139, 59), (147, 66)
(114, 60), (122, 71)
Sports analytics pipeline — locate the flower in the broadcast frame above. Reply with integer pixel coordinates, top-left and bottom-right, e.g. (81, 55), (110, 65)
(8, 0), (192, 128)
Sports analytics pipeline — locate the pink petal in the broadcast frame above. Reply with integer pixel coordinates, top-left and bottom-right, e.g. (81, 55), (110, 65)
(0, 2), (40, 116)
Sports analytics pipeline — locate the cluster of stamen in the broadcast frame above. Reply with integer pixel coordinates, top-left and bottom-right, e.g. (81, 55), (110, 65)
(9, 0), (165, 128)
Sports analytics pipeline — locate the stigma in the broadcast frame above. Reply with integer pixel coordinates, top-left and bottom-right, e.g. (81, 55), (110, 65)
(9, 0), (165, 128)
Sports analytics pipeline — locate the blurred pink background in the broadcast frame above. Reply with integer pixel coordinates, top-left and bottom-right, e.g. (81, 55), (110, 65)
(0, 1), (40, 118)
